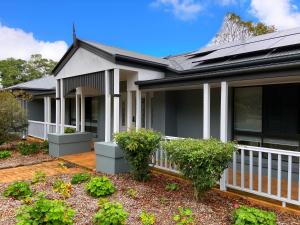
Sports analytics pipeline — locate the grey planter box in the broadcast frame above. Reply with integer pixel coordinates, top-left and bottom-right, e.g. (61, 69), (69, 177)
(95, 142), (130, 174)
(48, 132), (93, 157)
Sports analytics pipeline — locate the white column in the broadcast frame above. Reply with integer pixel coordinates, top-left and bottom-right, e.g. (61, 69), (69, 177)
(75, 88), (80, 132)
(203, 83), (210, 139)
(43, 97), (47, 139)
(55, 80), (60, 133)
(80, 91), (85, 132)
(127, 90), (132, 131)
(60, 79), (65, 134)
(47, 97), (51, 134)
(220, 81), (228, 191)
(105, 70), (111, 142)
(136, 89), (142, 130)
(113, 68), (120, 134)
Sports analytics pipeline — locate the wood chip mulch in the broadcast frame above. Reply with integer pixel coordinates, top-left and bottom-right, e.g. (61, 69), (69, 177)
(0, 171), (300, 225)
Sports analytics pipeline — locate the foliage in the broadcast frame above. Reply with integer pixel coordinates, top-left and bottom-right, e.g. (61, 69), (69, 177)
(3, 181), (32, 200)
(140, 210), (156, 225)
(86, 176), (116, 198)
(233, 206), (276, 225)
(114, 129), (162, 181)
(0, 91), (27, 145)
(126, 187), (138, 198)
(173, 207), (194, 225)
(16, 194), (75, 225)
(0, 54), (57, 88)
(165, 183), (180, 191)
(93, 201), (128, 225)
(0, 150), (11, 159)
(31, 171), (46, 184)
(65, 127), (76, 134)
(17, 142), (39, 155)
(52, 178), (72, 198)
(71, 172), (91, 184)
(163, 138), (235, 199)
(210, 12), (276, 46)
(39, 140), (49, 153)
(98, 197), (109, 207)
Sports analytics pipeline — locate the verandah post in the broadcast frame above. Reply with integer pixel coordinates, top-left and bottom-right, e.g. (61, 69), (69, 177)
(203, 83), (210, 139)
(113, 68), (120, 134)
(60, 79), (65, 134)
(105, 70), (111, 142)
(55, 80), (60, 133)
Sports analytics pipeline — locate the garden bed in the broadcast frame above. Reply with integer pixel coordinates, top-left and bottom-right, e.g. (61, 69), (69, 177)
(0, 171), (299, 225)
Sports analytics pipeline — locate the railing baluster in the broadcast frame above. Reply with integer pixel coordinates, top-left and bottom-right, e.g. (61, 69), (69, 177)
(268, 152), (272, 195)
(241, 149), (245, 189)
(288, 155), (292, 200)
(160, 147), (163, 167)
(277, 154), (282, 198)
(155, 149), (159, 166)
(258, 151), (262, 192)
(233, 151), (237, 186)
(249, 150), (253, 191)
(164, 151), (168, 169)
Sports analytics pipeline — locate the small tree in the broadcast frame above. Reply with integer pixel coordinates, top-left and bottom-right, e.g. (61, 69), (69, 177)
(0, 91), (27, 145)
(163, 138), (235, 199)
(114, 129), (161, 181)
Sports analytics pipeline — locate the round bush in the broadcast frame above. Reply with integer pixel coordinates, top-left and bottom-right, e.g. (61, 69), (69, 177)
(3, 181), (32, 200)
(0, 150), (11, 159)
(114, 129), (161, 181)
(86, 176), (115, 197)
(93, 202), (128, 225)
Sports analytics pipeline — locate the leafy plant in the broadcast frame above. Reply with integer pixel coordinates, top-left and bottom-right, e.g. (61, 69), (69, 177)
(16, 194), (75, 225)
(140, 210), (155, 225)
(114, 129), (162, 181)
(65, 127), (76, 133)
(126, 187), (138, 198)
(93, 201), (128, 225)
(52, 178), (72, 198)
(71, 172), (91, 184)
(98, 197), (109, 207)
(86, 176), (115, 198)
(39, 140), (49, 153)
(3, 181), (32, 200)
(163, 138), (235, 199)
(233, 206), (276, 225)
(17, 142), (39, 155)
(173, 207), (194, 225)
(31, 171), (46, 184)
(0, 150), (11, 159)
(165, 183), (180, 191)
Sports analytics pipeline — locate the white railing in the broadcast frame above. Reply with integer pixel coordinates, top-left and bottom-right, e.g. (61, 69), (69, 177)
(151, 137), (300, 207)
(27, 120), (76, 140)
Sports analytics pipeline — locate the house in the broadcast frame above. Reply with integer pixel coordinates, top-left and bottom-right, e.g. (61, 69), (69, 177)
(9, 27), (300, 207)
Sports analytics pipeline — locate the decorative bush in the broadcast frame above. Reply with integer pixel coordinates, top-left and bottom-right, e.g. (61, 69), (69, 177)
(31, 171), (46, 184)
(93, 202), (128, 225)
(86, 176), (115, 198)
(140, 210), (156, 225)
(16, 194), (75, 225)
(233, 206), (276, 225)
(3, 181), (32, 200)
(173, 207), (194, 225)
(71, 172), (91, 184)
(163, 138), (235, 199)
(65, 127), (76, 133)
(17, 142), (39, 155)
(114, 129), (162, 181)
(39, 140), (49, 153)
(0, 150), (11, 159)
(52, 178), (72, 198)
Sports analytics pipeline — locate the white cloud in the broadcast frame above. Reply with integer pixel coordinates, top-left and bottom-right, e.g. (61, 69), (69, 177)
(151, 0), (203, 21)
(0, 23), (68, 61)
(250, 0), (300, 30)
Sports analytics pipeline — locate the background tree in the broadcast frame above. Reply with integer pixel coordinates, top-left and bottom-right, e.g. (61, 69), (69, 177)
(210, 12), (276, 46)
(0, 91), (27, 145)
(0, 54), (57, 88)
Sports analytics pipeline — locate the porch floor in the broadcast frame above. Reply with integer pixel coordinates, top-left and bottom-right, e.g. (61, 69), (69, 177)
(59, 151), (96, 171)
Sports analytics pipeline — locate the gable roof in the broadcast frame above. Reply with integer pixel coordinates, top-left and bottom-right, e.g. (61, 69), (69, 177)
(7, 75), (56, 91)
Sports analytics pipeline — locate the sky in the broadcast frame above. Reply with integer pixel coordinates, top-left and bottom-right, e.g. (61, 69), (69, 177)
(0, 0), (300, 61)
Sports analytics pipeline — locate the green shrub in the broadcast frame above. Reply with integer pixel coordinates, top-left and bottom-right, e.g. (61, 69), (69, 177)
(86, 176), (115, 198)
(163, 138), (235, 199)
(39, 140), (49, 153)
(126, 187), (138, 198)
(52, 178), (72, 198)
(71, 172), (91, 184)
(233, 206), (276, 225)
(114, 129), (162, 181)
(65, 127), (76, 133)
(3, 181), (32, 200)
(93, 202), (128, 225)
(31, 171), (46, 184)
(165, 183), (180, 191)
(173, 207), (194, 225)
(0, 150), (11, 159)
(16, 194), (75, 225)
(17, 142), (39, 155)
(140, 210), (155, 225)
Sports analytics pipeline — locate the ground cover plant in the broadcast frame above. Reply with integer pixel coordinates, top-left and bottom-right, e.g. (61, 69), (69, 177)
(17, 141), (39, 155)
(3, 181), (32, 200)
(31, 171), (46, 184)
(52, 178), (72, 198)
(140, 210), (156, 225)
(173, 207), (194, 225)
(71, 172), (91, 184)
(114, 128), (161, 181)
(86, 176), (116, 197)
(0, 150), (11, 159)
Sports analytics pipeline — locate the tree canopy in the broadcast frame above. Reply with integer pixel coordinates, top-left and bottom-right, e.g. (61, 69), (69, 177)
(0, 54), (57, 88)
(210, 12), (276, 46)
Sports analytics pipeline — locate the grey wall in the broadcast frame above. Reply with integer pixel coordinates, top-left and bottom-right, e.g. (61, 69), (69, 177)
(27, 99), (44, 121)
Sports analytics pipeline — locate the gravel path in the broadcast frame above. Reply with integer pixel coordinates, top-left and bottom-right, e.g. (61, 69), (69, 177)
(0, 172), (299, 225)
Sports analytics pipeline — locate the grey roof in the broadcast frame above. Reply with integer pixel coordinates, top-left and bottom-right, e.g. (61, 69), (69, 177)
(8, 75), (56, 91)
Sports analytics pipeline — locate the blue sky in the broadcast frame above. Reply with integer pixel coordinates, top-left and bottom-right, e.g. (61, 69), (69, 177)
(0, 0), (300, 60)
